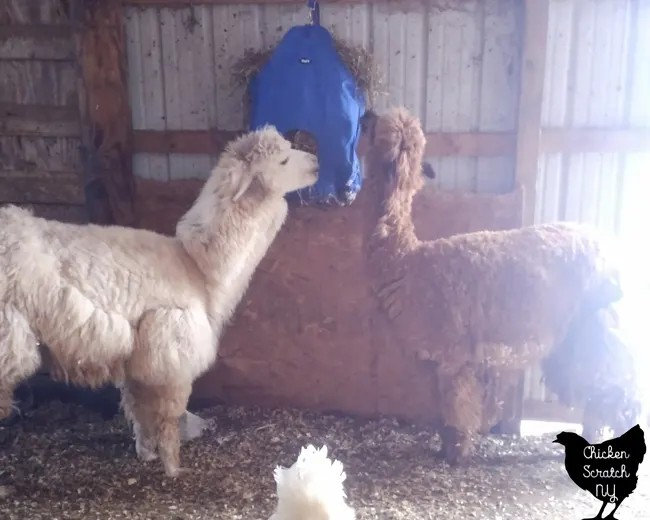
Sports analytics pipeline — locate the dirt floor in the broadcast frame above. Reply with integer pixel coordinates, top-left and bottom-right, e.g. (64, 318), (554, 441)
(0, 402), (648, 520)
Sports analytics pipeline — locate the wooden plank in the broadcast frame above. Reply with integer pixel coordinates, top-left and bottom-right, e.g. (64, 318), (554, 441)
(0, 172), (84, 205)
(541, 128), (650, 154)
(124, 0), (363, 5)
(0, 136), (81, 172)
(132, 127), (650, 157)
(0, 0), (82, 25)
(0, 61), (78, 106)
(0, 103), (80, 137)
(17, 203), (89, 224)
(0, 25), (78, 60)
(77, 0), (137, 226)
(515, 0), (550, 226)
(522, 399), (583, 424)
(132, 129), (517, 157)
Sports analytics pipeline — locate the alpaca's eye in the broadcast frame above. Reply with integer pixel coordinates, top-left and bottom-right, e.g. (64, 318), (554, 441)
(280, 157), (289, 165)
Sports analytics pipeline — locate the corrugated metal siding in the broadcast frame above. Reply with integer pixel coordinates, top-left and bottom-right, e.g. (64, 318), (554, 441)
(124, 0), (521, 192)
(525, 0), (650, 405)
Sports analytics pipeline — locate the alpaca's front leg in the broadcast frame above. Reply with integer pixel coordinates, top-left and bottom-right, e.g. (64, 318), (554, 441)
(153, 383), (193, 477)
(437, 363), (482, 465)
(121, 384), (158, 462)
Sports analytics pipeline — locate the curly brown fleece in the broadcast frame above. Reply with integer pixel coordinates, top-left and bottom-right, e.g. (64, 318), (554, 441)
(360, 107), (622, 462)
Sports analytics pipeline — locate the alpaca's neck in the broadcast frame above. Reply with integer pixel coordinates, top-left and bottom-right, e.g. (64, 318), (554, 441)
(374, 188), (419, 253)
(177, 188), (286, 328)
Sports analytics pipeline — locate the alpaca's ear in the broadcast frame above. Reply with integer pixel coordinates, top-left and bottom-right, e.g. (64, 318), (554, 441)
(230, 168), (256, 202)
(360, 109), (379, 140)
(422, 161), (436, 179)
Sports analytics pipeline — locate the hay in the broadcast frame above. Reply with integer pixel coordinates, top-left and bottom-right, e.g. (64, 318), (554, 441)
(3, 400), (650, 520)
(231, 36), (387, 117)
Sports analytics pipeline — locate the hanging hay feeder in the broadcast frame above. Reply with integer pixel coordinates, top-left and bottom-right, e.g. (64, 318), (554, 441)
(231, 37), (387, 127)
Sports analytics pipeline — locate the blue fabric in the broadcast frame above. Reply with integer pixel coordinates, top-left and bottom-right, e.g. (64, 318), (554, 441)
(248, 23), (366, 205)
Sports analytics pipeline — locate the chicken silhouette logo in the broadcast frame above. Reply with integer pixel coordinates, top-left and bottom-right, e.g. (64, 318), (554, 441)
(553, 424), (646, 520)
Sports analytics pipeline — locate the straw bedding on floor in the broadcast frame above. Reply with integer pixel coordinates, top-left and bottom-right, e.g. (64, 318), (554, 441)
(0, 402), (648, 520)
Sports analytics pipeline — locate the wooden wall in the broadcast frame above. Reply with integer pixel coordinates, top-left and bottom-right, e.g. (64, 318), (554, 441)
(0, 0), (88, 223)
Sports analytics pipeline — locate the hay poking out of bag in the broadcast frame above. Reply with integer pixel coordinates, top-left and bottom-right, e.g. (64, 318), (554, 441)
(231, 36), (386, 113)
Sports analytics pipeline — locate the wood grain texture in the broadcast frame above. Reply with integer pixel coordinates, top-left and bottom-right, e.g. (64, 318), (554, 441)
(0, 136), (81, 172)
(0, 25), (78, 60)
(0, 0), (81, 25)
(0, 172), (84, 204)
(0, 103), (80, 137)
(0, 61), (78, 106)
(78, 0), (137, 226)
(514, 0), (550, 226)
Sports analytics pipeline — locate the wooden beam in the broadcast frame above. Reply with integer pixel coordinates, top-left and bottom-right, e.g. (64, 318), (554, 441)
(124, 0), (363, 5)
(0, 25), (78, 60)
(541, 128), (650, 154)
(522, 400), (583, 425)
(0, 173), (85, 205)
(0, 103), (80, 137)
(515, 0), (550, 226)
(78, 0), (137, 226)
(132, 129), (516, 157)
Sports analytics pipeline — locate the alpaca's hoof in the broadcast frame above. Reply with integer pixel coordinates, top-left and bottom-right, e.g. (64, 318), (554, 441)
(136, 444), (158, 462)
(164, 466), (191, 478)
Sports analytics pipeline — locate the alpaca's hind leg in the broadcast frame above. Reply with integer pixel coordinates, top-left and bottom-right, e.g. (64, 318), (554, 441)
(437, 364), (482, 465)
(0, 306), (41, 419)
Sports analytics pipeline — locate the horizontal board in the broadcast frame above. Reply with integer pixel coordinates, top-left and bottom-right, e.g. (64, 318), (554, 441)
(0, 0), (81, 24)
(0, 25), (77, 60)
(132, 129), (517, 157)
(0, 136), (82, 172)
(0, 102), (80, 137)
(0, 172), (84, 204)
(14, 202), (89, 223)
(0, 60), (78, 106)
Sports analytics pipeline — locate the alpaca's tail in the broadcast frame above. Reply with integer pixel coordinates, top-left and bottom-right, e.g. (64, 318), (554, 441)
(268, 445), (355, 520)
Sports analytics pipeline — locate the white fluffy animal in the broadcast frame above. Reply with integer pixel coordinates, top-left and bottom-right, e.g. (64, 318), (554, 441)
(0, 126), (318, 477)
(269, 445), (355, 520)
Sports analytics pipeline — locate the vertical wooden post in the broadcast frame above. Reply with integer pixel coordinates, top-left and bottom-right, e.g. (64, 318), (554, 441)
(499, 0), (551, 436)
(78, 0), (137, 226)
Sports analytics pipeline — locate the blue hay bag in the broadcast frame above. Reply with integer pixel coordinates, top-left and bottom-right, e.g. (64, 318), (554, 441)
(248, 1), (366, 206)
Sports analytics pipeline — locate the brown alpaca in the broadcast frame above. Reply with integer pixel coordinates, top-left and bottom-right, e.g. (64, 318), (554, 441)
(359, 107), (621, 463)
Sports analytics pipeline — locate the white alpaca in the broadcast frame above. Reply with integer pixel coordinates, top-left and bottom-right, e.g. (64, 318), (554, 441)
(0, 126), (318, 477)
(269, 445), (355, 520)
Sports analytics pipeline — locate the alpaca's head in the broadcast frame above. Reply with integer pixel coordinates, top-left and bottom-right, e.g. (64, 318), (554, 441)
(358, 107), (434, 198)
(269, 445), (355, 520)
(215, 125), (319, 202)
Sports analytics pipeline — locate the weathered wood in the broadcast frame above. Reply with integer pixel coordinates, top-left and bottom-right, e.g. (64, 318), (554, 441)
(124, 0), (366, 5)
(132, 129), (517, 157)
(541, 128), (650, 154)
(77, 0), (137, 226)
(514, 0), (550, 226)
(0, 172), (84, 205)
(0, 136), (81, 172)
(0, 25), (78, 60)
(0, 61), (78, 106)
(0, 103), (80, 137)
(17, 202), (89, 223)
(522, 399), (582, 424)
(132, 127), (650, 157)
(0, 0), (81, 25)
(504, 0), (551, 434)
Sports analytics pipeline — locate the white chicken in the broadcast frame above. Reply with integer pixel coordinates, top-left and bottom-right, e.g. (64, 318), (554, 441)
(268, 445), (355, 520)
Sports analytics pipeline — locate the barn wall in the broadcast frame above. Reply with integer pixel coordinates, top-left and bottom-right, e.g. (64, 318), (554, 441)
(523, 0), (650, 417)
(0, 0), (88, 223)
(124, 0), (520, 194)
